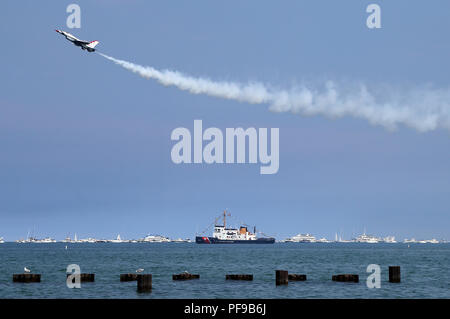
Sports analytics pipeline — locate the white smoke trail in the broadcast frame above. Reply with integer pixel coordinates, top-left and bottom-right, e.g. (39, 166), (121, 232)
(98, 52), (450, 132)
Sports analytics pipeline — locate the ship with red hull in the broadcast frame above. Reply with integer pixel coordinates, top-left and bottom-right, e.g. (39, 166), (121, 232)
(195, 211), (275, 244)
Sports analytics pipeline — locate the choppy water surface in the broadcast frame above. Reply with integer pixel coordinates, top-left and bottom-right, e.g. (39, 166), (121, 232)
(0, 243), (449, 298)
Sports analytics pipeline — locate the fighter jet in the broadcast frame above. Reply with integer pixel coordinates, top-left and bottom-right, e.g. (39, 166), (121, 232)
(55, 29), (99, 52)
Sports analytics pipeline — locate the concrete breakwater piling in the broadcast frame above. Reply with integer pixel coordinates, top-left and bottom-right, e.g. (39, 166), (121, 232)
(288, 274), (307, 281)
(276, 270), (289, 285)
(275, 270), (307, 285)
(11, 266), (400, 289)
(66, 273), (95, 282)
(173, 273), (200, 280)
(120, 274), (138, 282)
(225, 274), (253, 281)
(13, 274), (41, 283)
(137, 274), (152, 292)
(389, 266), (401, 283)
(332, 274), (359, 283)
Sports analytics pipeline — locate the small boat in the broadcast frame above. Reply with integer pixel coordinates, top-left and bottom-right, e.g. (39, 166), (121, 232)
(139, 235), (171, 243)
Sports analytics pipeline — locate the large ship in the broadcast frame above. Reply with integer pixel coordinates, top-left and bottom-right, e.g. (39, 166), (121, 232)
(196, 211), (275, 244)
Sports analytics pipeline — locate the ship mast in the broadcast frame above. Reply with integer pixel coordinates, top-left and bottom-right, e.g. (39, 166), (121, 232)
(223, 210), (227, 228)
(223, 210), (230, 228)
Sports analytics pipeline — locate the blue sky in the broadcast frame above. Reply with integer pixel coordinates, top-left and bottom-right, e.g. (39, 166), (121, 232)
(1, 0), (449, 241)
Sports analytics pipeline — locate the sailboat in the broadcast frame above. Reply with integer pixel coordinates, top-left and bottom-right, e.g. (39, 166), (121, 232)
(110, 234), (124, 243)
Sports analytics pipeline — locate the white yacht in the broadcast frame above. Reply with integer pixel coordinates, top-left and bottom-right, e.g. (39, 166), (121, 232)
(170, 238), (192, 243)
(109, 234), (125, 243)
(79, 237), (97, 243)
(139, 234), (171, 243)
(382, 236), (397, 243)
(316, 237), (331, 243)
(0, 237), (4, 244)
(16, 236), (56, 243)
(334, 233), (353, 243)
(419, 239), (439, 244)
(354, 233), (380, 243)
(61, 236), (72, 243)
(284, 233), (317, 243)
(35, 237), (57, 243)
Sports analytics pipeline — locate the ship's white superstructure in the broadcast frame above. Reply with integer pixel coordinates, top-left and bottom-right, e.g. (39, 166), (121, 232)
(0, 237), (4, 243)
(213, 225), (257, 241)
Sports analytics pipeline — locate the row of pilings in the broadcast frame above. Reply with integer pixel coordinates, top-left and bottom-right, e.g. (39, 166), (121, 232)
(12, 266), (401, 292)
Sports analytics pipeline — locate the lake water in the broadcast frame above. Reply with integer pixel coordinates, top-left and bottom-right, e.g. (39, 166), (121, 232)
(0, 243), (449, 298)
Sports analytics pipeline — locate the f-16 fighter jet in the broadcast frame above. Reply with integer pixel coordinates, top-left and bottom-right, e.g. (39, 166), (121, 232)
(55, 29), (99, 52)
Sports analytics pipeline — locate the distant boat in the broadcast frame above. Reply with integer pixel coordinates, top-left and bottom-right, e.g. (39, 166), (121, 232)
(15, 236), (56, 243)
(316, 237), (331, 243)
(139, 234), (171, 243)
(283, 233), (317, 243)
(418, 239), (439, 244)
(170, 238), (192, 243)
(0, 237), (4, 244)
(334, 232), (353, 243)
(354, 233), (380, 243)
(382, 236), (397, 243)
(61, 236), (72, 243)
(109, 234), (125, 243)
(35, 237), (57, 243)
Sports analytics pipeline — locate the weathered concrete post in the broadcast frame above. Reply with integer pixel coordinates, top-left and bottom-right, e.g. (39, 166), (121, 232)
(332, 274), (359, 282)
(137, 274), (152, 292)
(66, 273), (95, 282)
(225, 274), (253, 281)
(276, 270), (288, 285)
(13, 274), (41, 283)
(173, 273), (200, 280)
(389, 266), (401, 283)
(288, 274), (307, 281)
(120, 274), (138, 282)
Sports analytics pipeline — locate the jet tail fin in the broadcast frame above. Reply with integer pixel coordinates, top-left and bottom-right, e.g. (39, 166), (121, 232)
(86, 40), (99, 49)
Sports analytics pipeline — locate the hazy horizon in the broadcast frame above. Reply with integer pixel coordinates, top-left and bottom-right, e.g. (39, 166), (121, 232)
(1, 1), (450, 241)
